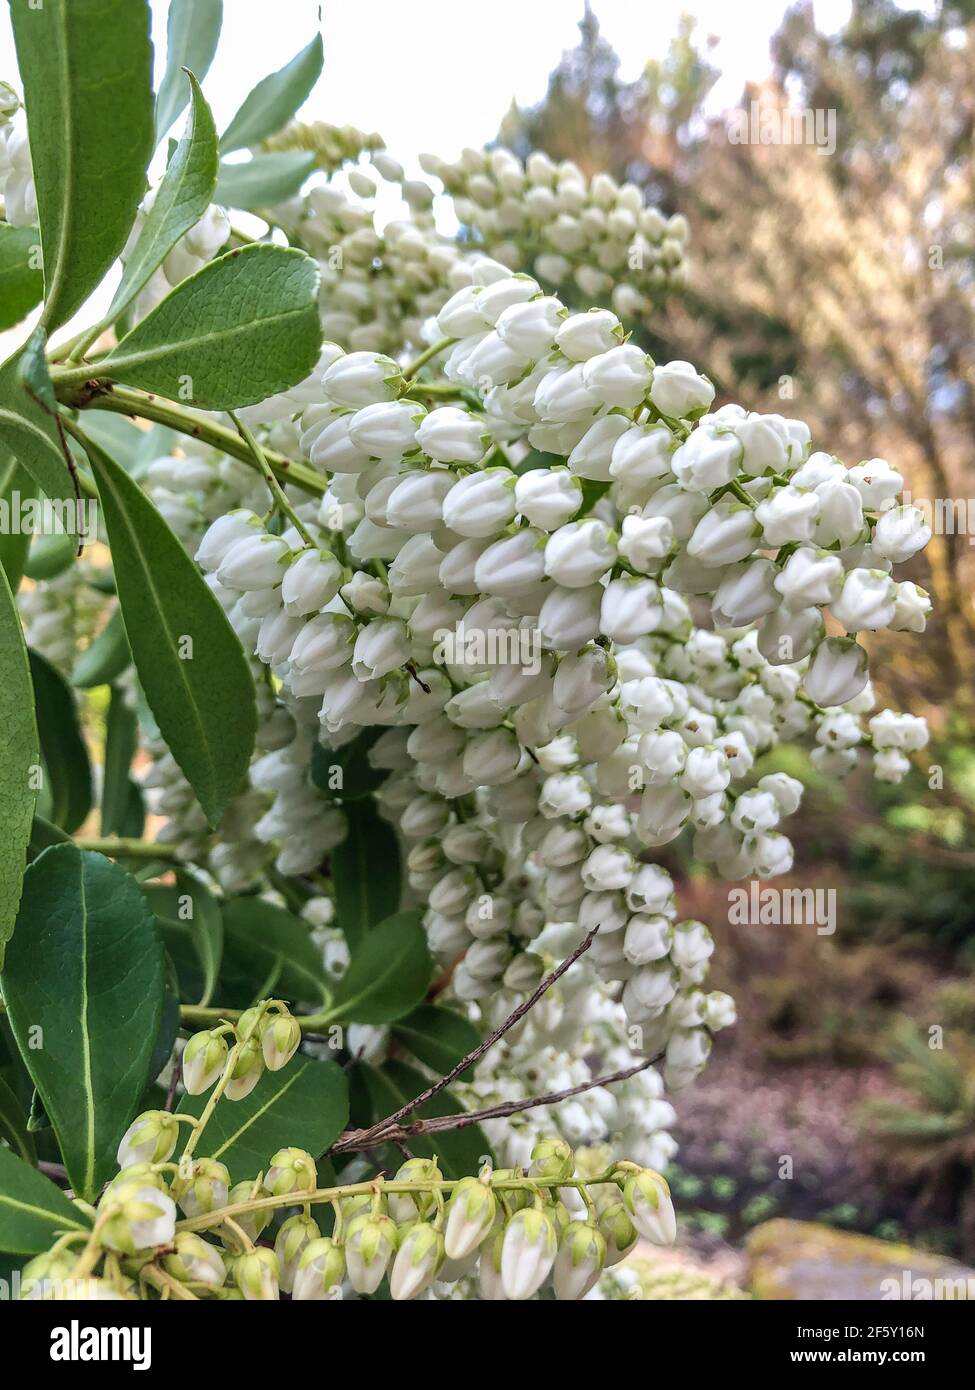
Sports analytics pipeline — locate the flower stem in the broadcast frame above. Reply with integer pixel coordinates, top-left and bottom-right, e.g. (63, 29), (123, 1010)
(402, 336), (456, 380)
(230, 412), (316, 546)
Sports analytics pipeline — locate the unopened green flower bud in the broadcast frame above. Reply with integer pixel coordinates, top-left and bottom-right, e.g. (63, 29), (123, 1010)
(116, 1110), (178, 1168)
(489, 1167), (532, 1211)
(390, 1222), (444, 1301)
(529, 1136), (575, 1183)
(106, 1164), (169, 1199)
(177, 1158), (230, 1218)
(235, 1006), (270, 1043)
(0, 82), (19, 125)
(225, 1035), (264, 1101)
(101, 1186), (177, 1255)
(500, 1207), (558, 1300)
(292, 1236), (345, 1300)
(274, 1213), (321, 1293)
(345, 1212), (398, 1295)
(623, 1169), (677, 1246)
(223, 1180), (271, 1243)
(182, 1029), (229, 1094)
(20, 1249), (77, 1300)
(553, 1220), (606, 1300)
(262, 1013), (301, 1071)
(598, 1200), (637, 1265)
(443, 1176), (497, 1261)
(388, 1156), (442, 1222)
(235, 1246), (280, 1301)
(265, 1146), (317, 1197)
(162, 1232), (226, 1288)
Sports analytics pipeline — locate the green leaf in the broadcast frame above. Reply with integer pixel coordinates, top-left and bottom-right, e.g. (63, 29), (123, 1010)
(0, 845), (166, 1201)
(177, 1057), (348, 1184)
(360, 1061), (492, 1180)
(0, 224), (43, 330)
(27, 815), (69, 863)
(111, 73), (218, 322)
(71, 607), (131, 689)
(155, 0), (223, 143)
(9, 0), (154, 332)
(0, 566), (38, 969)
(0, 353), (72, 501)
(82, 434), (256, 825)
(19, 326), (57, 415)
(325, 910), (431, 1026)
(332, 798), (401, 950)
(0, 456), (35, 591)
(0, 1147), (90, 1255)
(219, 34), (324, 153)
(391, 1006), (482, 1084)
(311, 729), (387, 803)
(99, 686), (139, 838)
(144, 871), (223, 1008)
(222, 897), (327, 1007)
(93, 244), (322, 411)
(29, 650), (91, 835)
(23, 531), (76, 582)
(0, 1070), (35, 1165)
(215, 151), (317, 210)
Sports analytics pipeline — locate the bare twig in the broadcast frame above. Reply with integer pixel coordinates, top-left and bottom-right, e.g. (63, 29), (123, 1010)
(329, 925), (601, 1153)
(331, 1054), (660, 1155)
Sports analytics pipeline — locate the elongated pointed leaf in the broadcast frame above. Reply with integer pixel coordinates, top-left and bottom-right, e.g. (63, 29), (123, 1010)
(111, 73), (218, 322)
(155, 0), (223, 143)
(220, 35), (324, 153)
(100, 686), (139, 838)
(0, 567), (37, 969)
(325, 910), (431, 1026)
(9, 0), (154, 333)
(311, 729), (387, 803)
(82, 434), (256, 825)
(0, 1147), (90, 1255)
(0, 224), (43, 330)
(332, 798), (401, 950)
(0, 845), (166, 1201)
(215, 151), (317, 210)
(222, 897), (328, 1007)
(0, 456), (34, 591)
(71, 607), (131, 689)
(177, 1058), (348, 1183)
(93, 244), (321, 411)
(29, 650), (91, 836)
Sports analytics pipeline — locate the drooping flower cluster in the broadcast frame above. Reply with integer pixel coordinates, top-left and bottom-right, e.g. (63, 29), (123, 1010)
(184, 257), (930, 1097)
(0, 81), (34, 226)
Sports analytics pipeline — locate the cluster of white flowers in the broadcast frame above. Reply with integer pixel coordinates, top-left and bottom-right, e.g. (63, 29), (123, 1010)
(417, 146), (689, 318)
(120, 193), (231, 323)
(18, 560), (106, 673)
(0, 82), (34, 226)
(184, 259), (930, 1100)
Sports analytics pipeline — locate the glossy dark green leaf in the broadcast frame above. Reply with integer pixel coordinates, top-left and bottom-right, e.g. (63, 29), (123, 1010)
(9, 0), (154, 332)
(0, 224), (43, 330)
(0, 845), (166, 1200)
(154, 0), (223, 143)
(177, 1057), (348, 1183)
(112, 73), (218, 321)
(71, 607), (131, 689)
(83, 434), (256, 825)
(145, 871), (223, 1008)
(391, 1005), (482, 1084)
(325, 910), (431, 1026)
(92, 244), (322, 411)
(0, 1147), (90, 1255)
(222, 897), (327, 1007)
(360, 1061), (492, 1180)
(27, 815), (68, 862)
(99, 686), (139, 838)
(28, 650), (91, 835)
(332, 798), (401, 949)
(215, 151), (317, 210)
(0, 457), (34, 590)
(219, 34), (324, 153)
(0, 566), (37, 968)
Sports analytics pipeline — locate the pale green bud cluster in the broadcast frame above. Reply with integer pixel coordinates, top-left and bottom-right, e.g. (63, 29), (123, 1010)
(181, 1000), (302, 1101)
